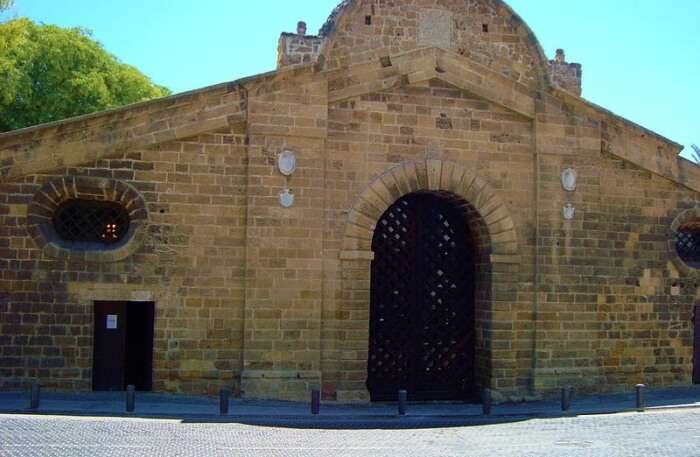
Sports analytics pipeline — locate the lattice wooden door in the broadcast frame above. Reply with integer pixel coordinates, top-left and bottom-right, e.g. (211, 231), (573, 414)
(367, 192), (476, 402)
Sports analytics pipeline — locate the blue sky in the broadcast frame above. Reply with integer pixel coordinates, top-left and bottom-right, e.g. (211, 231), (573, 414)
(2, 1), (698, 157)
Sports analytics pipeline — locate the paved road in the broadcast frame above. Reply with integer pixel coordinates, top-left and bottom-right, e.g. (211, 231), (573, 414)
(1, 409), (700, 457)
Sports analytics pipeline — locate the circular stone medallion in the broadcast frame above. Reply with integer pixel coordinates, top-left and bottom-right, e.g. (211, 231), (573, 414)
(561, 168), (578, 192)
(278, 150), (297, 176)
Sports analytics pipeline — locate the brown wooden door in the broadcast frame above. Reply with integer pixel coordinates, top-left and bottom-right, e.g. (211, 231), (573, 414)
(93, 301), (127, 391)
(694, 305), (700, 384)
(367, 193), (476, 402)
(93, 301), (155, 391)
(125, 302), (155, 391)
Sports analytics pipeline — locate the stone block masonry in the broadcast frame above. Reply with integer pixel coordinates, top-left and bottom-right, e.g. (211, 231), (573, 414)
(0, 0), (697, 403)
(277, 21), (324, 69)
(548, 49), (582, 96)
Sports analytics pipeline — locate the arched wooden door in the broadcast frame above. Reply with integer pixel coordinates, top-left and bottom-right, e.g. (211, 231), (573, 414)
(367, 192), (476, 402)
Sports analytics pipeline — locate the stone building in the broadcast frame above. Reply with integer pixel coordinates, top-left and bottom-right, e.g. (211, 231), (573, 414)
(1, 0), (699, 403)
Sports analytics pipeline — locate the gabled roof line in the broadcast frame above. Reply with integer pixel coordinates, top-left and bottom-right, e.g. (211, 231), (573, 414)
(0, 46), (692, 192)
(552, 87), (684, 153)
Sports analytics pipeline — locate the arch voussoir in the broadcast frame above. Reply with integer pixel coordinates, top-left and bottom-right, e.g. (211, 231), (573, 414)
(463, 176), (488, 205)
(474, 185), (497, 209)
(342, 159), (520, 267)
(447, 164), (467, 195)
(479, 193), (505, 218)
(379, 172), (403, 203)
(485, 209), (515, 233)
(389, 165), (411, 197)
(439, 161), (456, 192)
(356, 194), (386, 221)
(344, 222), (373, 243)
(426, 159), (442, 190)
(347, 209), (376, 231)
(401, 161), (421, 193)
(368, 178), (396, 209)
(455, 170), (477, 196)
(414, 160), (429, 190)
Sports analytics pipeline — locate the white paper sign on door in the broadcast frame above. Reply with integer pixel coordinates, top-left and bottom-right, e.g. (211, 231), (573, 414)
(106, 314), (118, 330)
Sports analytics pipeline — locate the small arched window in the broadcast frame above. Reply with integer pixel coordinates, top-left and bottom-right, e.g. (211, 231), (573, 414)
(28, 177), (148, 263)
(675, 222), (700, 269)
(53, 199), (131, 245)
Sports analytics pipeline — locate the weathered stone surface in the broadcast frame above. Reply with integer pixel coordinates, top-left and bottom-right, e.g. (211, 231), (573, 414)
(0, 0), (696, 403)
(418, 9), (454, 49)
(549, 49), (582, 96)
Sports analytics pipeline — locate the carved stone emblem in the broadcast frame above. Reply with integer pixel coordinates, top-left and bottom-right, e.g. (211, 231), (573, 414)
(561, 168), (577, 192)
(278, 150), (297, 176)
(418, 9), (454, 49)
(563, 203), (576, 220)
(279, 188), (295, 208)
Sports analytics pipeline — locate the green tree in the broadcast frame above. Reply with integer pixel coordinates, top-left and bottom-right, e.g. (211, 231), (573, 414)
(0, 0), (12, 12)
(0, 18), (170, 132)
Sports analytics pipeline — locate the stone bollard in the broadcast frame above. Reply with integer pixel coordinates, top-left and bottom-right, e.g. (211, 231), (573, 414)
(561, 387), (572, 412)
(311, 389), (321, 415)
(635, 384), (646, 412)
(126, 385), (136, 413)
(29, 382), (40, 410)
(398, 390), (408, 416)
(481, 389), (492, 416)
(219, 388), (230, 416)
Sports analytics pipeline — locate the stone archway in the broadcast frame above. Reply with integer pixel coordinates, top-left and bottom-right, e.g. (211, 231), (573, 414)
(335, 159), (521, 402)
(367, 191), (479, 401)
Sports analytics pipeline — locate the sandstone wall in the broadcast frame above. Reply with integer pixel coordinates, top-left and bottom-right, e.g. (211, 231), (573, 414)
(277, 33), (324, 68)
(0, 91), (250, 394)
(321, 78), (536, 398)
(239, 71), (329, 399)
(531, 90), (698, 394)
(0, 0), (697, 403)
(321, 0), (547, 90)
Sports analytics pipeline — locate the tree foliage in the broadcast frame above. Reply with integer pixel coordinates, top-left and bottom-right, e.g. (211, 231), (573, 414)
(0, 18), (170, 132)
(0, 0), (12, 12)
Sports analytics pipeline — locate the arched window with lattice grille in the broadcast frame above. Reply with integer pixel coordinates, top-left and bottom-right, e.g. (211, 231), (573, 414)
(676, 222), (700, 270)
(27, 176), (148, 262)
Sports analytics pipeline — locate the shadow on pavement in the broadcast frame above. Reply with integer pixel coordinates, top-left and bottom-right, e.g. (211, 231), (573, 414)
(2, 385), (699, 430)
(178, 414), (536, 430)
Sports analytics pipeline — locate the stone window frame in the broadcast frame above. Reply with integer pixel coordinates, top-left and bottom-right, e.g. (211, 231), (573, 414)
(27, 176), (148, 263)
(669, 208), (700, 277)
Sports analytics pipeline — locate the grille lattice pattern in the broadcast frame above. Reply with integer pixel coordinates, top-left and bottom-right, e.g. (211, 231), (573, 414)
(368, 193), (475, 402)
(53, 199), (130, 245)
(676, 225), (700, 269)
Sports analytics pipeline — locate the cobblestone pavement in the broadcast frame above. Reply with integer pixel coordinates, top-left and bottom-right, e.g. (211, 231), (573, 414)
(1, 409), (700, 457)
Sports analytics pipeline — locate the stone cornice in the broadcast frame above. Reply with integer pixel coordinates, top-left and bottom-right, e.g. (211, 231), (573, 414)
(327, 47), (536, 119)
